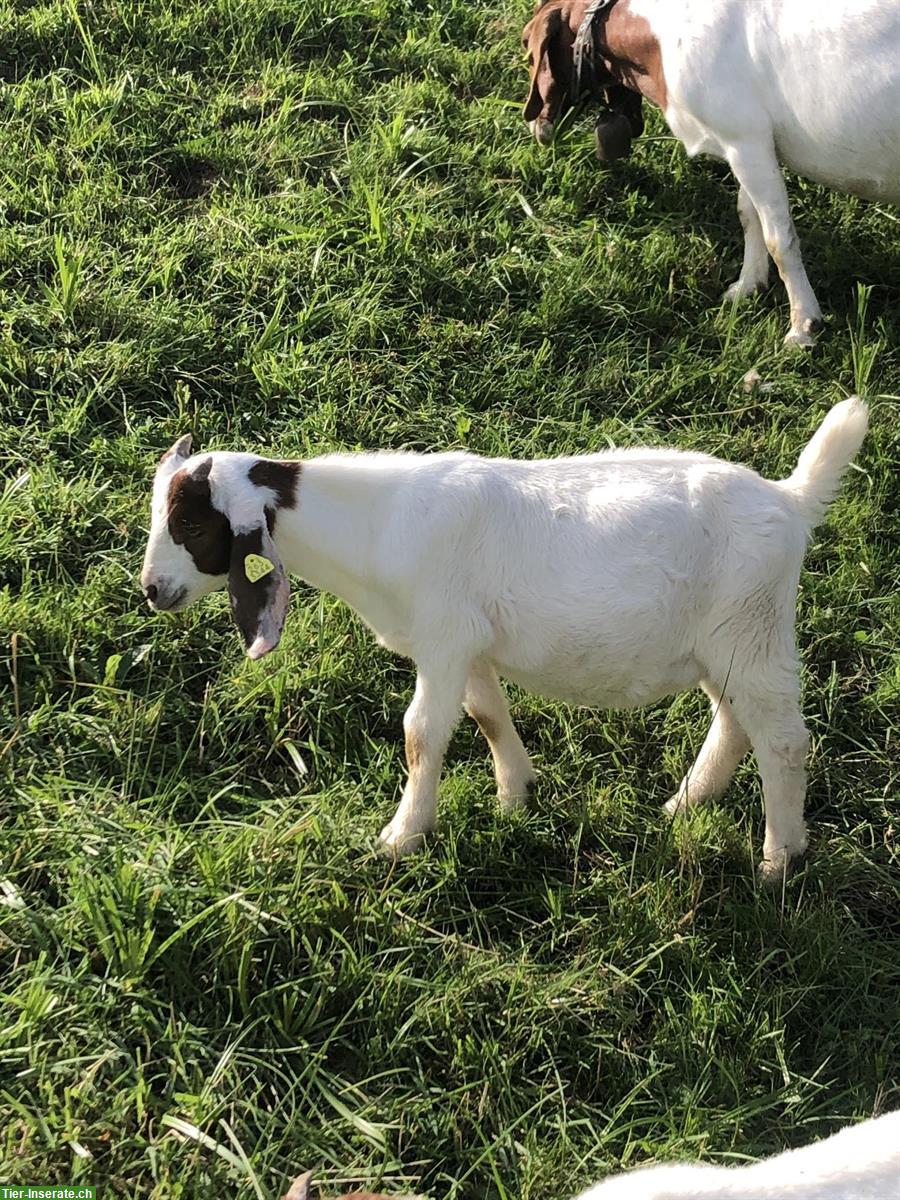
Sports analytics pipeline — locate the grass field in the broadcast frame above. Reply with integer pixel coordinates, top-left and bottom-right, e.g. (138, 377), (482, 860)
(1, 0), (899, 1197)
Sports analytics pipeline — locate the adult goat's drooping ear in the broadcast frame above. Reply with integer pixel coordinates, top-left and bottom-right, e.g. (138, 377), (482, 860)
(227, 518), (290, 660)
(523, 7), (563, 123)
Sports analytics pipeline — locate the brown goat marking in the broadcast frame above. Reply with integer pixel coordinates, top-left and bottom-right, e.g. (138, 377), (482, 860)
(405, 728), (424, 773)
(471, 711), (500, 747)
(603, 0), (668, 110)
(166, 464), (232, 576)
(249, 459), (301, 510)
(227, 525), (286, 651)
(165, 457), (301, 577)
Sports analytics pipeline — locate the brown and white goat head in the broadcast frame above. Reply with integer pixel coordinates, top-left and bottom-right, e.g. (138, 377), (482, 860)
(522, 0), (655, 151)
(141, 435), (298, 660)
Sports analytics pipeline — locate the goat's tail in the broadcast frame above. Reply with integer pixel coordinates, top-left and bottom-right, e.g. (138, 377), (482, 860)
(778, 397), (868, 526)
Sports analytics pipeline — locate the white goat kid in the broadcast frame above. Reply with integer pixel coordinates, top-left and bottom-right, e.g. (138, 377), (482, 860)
(574, 1109), (900, 1200)
(522, 0), (900, 347)
(141, 399), (868, 879)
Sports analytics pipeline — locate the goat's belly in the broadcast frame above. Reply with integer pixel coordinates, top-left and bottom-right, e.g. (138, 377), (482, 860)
(493, 652), (701, 711)
(771, 97), (900, 203)
(777, 137), (900, 204)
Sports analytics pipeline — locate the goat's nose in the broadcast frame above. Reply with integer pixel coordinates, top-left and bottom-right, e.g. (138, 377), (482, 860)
(144, 583), (158, 604)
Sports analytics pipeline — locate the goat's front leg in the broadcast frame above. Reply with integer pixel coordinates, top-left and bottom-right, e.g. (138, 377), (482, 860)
(464, 661), (536, 810)
(723, 183), (770, 301)
(378, 658), (470, 857)
(727, 140), (824, 347)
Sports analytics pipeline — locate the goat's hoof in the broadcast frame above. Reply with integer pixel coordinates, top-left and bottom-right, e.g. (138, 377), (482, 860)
(377, 823), (428, 858)
(663, 794), (685, 818)
(784, 316), (824, 349)
(723, 277), (768, 302)
(499, 775), (537, 813)
(783, 329), (816, 350)
(757, 848), (805, 889)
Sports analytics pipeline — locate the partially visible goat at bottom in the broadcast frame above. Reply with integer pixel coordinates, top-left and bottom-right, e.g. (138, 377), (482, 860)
(282, 1110), (900, 1199)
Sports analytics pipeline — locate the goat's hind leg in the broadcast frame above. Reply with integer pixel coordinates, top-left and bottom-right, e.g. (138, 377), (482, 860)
(464, 661), (536, 811)
(729, 677), (810, 887)
(665, 680), (751, 816)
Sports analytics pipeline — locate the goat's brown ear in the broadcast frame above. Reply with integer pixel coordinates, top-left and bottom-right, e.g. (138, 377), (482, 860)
(228, 524), (290, 659)
(524, 78), (542, 122)
(523, 8), (560, 121)
(282, 1171), (314, 1200)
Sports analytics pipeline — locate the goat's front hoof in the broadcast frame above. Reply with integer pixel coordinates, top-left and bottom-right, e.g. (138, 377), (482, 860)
(723, 276), (768, 302)
(663, 794), (685, 818)
(498, 775), (537, 813)
(757, 847), (805, 889)
(784, 316), (824, 349)
(377, 822), (428, 858)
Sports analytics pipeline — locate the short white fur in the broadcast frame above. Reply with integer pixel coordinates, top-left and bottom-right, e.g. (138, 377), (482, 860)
(574, 1109), (900, 1199)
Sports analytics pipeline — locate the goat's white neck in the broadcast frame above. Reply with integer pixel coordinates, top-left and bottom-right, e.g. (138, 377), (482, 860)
(270, 453), (419, 633)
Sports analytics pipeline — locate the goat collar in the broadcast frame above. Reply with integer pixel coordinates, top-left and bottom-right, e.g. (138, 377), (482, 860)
(571, 0), (620, 104)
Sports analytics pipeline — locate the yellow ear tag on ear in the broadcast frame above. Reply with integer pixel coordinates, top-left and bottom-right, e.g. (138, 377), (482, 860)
(244, 553), (275, 583)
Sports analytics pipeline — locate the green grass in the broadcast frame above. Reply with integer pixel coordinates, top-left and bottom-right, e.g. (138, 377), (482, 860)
(1, 0), (899, 1196)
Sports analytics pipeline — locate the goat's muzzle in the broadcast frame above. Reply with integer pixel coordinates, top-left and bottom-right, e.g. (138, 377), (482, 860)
(143, 582), (187, 612)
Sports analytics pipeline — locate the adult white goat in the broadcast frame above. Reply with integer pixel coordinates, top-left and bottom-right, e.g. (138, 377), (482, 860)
(521, 0), (900, 347)
(141, 398), (867, 879)
(574, 1109), (900, 1199)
